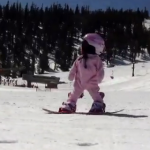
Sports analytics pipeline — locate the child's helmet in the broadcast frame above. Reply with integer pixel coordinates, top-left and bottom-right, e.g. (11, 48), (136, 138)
(82, 33), (105, 55)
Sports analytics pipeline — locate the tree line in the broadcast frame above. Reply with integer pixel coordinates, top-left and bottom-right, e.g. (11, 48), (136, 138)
(0, 1), (149, 76)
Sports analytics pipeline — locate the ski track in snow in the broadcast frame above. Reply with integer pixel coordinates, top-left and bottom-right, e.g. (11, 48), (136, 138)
(0, 62), (150, 150)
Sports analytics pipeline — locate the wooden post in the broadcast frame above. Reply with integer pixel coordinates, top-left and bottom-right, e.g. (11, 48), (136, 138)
(132, 62), (135, 77)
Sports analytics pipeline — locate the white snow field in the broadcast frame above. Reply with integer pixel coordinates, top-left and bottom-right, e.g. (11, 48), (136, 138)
(0, 61), (150, 150)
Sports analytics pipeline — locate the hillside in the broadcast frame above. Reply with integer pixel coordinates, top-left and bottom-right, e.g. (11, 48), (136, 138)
(0, 58), (150, 150)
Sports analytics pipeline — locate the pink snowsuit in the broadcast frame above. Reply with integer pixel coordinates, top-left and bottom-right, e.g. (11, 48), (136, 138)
(67, 54), (104, 103)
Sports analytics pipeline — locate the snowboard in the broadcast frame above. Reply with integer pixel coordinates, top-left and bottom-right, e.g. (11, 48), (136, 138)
(42, 108), (123, 115)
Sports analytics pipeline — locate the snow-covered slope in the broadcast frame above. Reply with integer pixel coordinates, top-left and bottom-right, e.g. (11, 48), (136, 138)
(0, 0), (150, 11)
(0, 60), (150, 150)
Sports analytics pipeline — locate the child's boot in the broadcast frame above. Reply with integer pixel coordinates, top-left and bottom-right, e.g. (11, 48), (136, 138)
(89, 101), (106, 113)
(59, 101), (76, 113)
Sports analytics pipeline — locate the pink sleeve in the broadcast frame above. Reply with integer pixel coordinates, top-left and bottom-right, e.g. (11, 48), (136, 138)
(96, 58), (104, 83)
(68, 60), (77, 81)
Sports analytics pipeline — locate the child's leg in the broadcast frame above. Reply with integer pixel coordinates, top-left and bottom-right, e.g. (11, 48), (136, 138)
(68, 92), (84, 98)
(87, 85), (105, 113)
(59, 81), (84, 112)
(99, 92), (105, 99)
(87, 85), (103, 103)
(67, 87), (84, 103)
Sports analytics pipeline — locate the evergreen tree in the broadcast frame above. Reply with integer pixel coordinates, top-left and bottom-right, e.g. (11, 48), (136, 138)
(0, 1), (149, 76)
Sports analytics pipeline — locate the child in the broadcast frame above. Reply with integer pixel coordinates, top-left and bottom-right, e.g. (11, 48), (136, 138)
(59, 33), (105, 113)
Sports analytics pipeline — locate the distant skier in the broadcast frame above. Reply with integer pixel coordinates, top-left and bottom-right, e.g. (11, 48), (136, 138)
(59, 33), (105, 113)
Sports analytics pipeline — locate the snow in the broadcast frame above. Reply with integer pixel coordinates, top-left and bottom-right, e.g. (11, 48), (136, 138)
(0, 60), (150, 150)
(143, 19), (150, 29)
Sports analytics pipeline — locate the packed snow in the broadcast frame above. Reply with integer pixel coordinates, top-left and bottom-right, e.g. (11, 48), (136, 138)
(0, 60), (150, 150)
